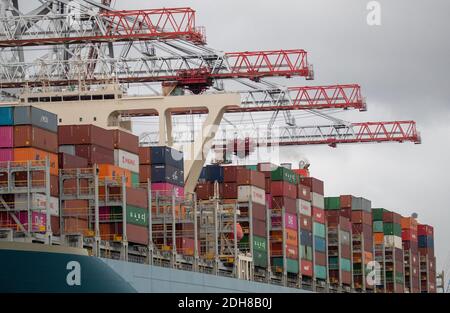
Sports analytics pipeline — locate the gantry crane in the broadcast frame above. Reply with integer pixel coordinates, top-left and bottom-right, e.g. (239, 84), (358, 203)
(0, 0), (421, 192)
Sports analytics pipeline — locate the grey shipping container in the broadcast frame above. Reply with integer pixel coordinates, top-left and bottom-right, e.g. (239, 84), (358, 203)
(13, 106), (58, 133)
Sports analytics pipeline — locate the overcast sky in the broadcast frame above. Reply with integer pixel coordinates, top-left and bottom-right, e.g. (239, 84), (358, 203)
(113, 0), (450, 277)
(14, 0), (450, 282)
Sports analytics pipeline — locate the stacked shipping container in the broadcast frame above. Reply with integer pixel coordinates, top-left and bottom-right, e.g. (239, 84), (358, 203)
(297, 183), (313, 283)
(418, 224), (436, 293)
(401, 216), (420, 293)
(325, 197), (352, 289)
(302, 177), (327, 285)
(0, 106), (59, 233)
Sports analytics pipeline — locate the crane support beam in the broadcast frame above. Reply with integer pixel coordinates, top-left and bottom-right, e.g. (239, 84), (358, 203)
(231, 84), (366, 112)
(140, 121), (421, 147)
(0, 49), (312, 88)
(0, 7), (206, 46)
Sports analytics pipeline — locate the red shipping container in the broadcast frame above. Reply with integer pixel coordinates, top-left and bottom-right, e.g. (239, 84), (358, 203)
(222, 182), (238, 199)
(62, 199), (89, 217)
(139, 164), (151, 183)
(126, 187), (148, 208)
(176, 237), (195, 256)
(297, 184), (311, 201)
(58, 152), (88, 169)
(195, 182), (213, 200)
(51, 216), (60, 235)
(417, 224), (433, 237)
(383, 211), (402, 224)
(339, 195), (352, 208)
(223, 165), (244, 182)
(286, 244), (299, 259)
(110, 129), (139, 154)
(301, 260), (313, 277)
(341, 244), (351, 259)
(117, 223), (149, 246)
(13, 125), (58, 153)
(253, 218), (267, 237)
(266, 194), (272, 209)
(271, 181), (296, 199)
(58, 125), (114, 149)
(340, 207), (351, 219)
(299, 214), (312, 231)
(74, 144), (114, 165)
(351, 210), (372, 225)
(138, 147), (151, 165)
(0, 148), (13, 162)
(402, 229), (418, 242)
(314, 251), (327, 266)
(252, 202), (267, 221)
(236, 168), (265, 189)
(300, 177), (324, 195)
(312, 207), (325, 224)
(271, 196), (296, 213)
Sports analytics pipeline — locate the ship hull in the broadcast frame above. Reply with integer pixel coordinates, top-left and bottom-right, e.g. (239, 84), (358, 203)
(0, 242), (308, 293)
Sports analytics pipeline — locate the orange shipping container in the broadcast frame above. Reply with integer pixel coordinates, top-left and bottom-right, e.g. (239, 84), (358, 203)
(285, 228), (298, 246)
(63, 217), (88, 234)
(374, 232), (384, 245)
(97, 164), (131, 187)
(13, 147), (58, 176)
(364, 251), (373, 264)
(401, 216), (418, 230)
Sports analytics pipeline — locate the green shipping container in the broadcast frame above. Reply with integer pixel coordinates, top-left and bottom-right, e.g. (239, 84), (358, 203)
(373, 220), (383, 233)
(314, 265), (327, 279)
(272, 258), (299, 274)
(300, 245), (313, 261)
(325, 197), (340, 210)
(395, 271), (404, 284)
(253, 235), (267, 252)
(131, 172), (140, 188)
(340, 258), (351, 272)
(112, 205), (148, 227)
(372, 208), (385, 221)
(270, 167), (299, 184)
(383, 222), (402, 236)
(253, 249), (268, 267)
(329, 256), (338, 270)
(313, 222), (326, 238)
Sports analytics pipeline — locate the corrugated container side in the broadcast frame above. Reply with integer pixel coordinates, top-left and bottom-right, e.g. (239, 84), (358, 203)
(58, 125), (113, 149)
(75, 144), (114, 165)
(13, 106), (58, 133)
(111, 129), (139, 154)
(114, 149), (139, 172)
(0, 126), (13, 148)
(0, 148), (13, 162)
(0, 107), (14, 126)
(13, 125), (58, 153)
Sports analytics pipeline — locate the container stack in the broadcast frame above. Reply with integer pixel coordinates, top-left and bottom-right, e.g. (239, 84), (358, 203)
(325, 197), (352, 290)
(401, 216), (420, 293)
(301, 177), (327, 286)
(297, 183), (313, 285)
(372, 208), (385, 292)
(0, 106), (59, 234)
(139, 146), (185, 196)
(111, 129), (140, 188)
(268, 166), (300, 277)
(341, 195), (373, 292)
(418, 224), (436, 293)
(382, 209), (404, 293)
(228, 165), (267, 269)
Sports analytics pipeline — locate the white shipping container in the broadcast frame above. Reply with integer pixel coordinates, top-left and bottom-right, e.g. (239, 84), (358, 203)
(297, 199), (312, 216)
(114, 149), (139, 173)
(311, 192), (324, 209)
(384, 235), (402, 249)
(14, 194), (59, 216)
(237, 185), (265, 206)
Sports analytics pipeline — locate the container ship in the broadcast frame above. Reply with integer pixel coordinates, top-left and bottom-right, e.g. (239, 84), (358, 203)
(0, 103), (436, 293)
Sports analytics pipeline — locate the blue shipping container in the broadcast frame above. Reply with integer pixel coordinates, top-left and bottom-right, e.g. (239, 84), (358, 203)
(0, 107), (14, 126)
(300, 230), (313, 246)
(314, 236), (326, 252)
(13, 106), (58, 133)
(150, 146), (184, 169)
(314, 264), (327, 279)
(151, 164), (184, 187)
(205, 165), (224, 183)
